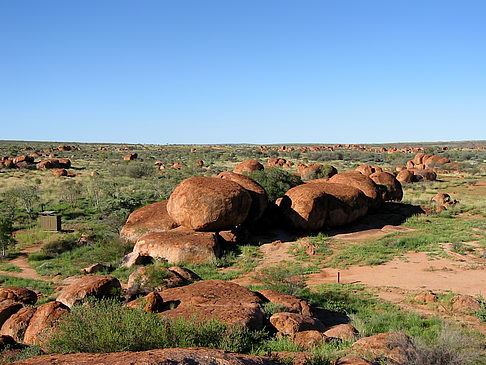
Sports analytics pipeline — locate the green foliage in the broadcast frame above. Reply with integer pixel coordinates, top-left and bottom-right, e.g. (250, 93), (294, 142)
(0, 262), (21, 272)
(0, 275), (55, 298)
(0, 216), (14, 257)
(41, 232), (80, 257)
(248, 168), (303, 201)
(48, 298), (268, 354)
(256, 262), (310, 296)
(7, 185), (40, 219)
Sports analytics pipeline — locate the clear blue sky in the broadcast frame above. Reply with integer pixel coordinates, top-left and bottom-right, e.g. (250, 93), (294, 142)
(1, 1), (485, 144)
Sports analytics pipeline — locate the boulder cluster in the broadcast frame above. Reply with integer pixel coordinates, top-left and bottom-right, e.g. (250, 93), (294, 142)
(0, 155), (73, 177)
(1, 279), (413, 364)
(394, 153), (458, 183)
(120, 160), (403, 264)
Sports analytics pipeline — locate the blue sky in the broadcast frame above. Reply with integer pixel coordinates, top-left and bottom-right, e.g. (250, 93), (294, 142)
(1, 1), (485, 144)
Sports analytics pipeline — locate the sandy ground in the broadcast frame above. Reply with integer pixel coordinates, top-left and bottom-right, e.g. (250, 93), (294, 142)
(307, 250), (486, 297)
(0, 242), (47, 280)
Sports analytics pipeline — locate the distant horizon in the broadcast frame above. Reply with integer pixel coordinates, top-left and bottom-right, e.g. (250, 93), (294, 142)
(1, 138), (486, 147)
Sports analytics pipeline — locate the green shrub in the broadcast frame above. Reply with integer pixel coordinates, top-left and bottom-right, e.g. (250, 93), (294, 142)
(248, 168), (303, 201)
(256, 262), (309, 296)
(48, 298), (267, 354)
(41, 233), (79, 257)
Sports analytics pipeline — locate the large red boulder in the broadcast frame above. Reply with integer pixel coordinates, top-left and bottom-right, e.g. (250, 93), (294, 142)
(217, 171), (268, 222)
(133, 227), (220, 264)
(369, 172), (403, 201)
(56, 276), (121, 308)
(23, 301), (70, 347)
(158, 280), (265, 331)
(277, 183), (329, 231)
(10, 348), (279, 365)
(233, 159), (264, 174)
(328, 172), (381, 206)
(305, 182), (369, 227)
(167, 177), (252, 231)
(120, 200), (179, 243)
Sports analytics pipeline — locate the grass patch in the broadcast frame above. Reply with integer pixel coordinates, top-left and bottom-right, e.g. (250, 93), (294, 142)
(0, 262), (21, 272)
(0, 275), (55, 300)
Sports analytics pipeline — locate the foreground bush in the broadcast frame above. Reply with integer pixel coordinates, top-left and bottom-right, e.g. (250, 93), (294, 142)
(48, 298), (268, 354)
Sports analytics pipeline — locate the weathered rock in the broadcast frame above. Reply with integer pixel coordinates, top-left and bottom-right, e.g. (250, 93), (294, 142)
(23, 301), (69, 347)
(36, 159), (60, 170)
(431, 193), (451, 204)
(415, 169), (437, 181)
(57, 158), (71, 168)
(450, 295), (481, 313)
(414, 291), (437, 304)
(53, 168), (67, 177)
(81, 263), (112, 274)
(0, 307), (36, 342)
(120, 252), (153, 268)
(258, 289), (312, 316)
(396, 169), (415, 183)
(0, 302), (22, 328)
(323, 324), (358, 341)
(355, 165), (374, 176)
(168, 266), (201, 282)
(126, 292), (165, 313)
(335, 356), (377, 365)
(127, 266), (186, 296)
(13, 155), (34, 165)
(328, 172), (381, 206)
(11, 347), (279, 365)
(167, 177), (252, 231)
(304, 182), (369, 227)
(133, 227), (220, 264)
(120, 200), (179, 243)
(217, 171), (269, 222)
(290, 330), (328, 350)
(351, 332), (414, 363)
(158, 280), (265, 331)
(123, 153), (137, 160)
(266, 158), (287, 167)
(269, 312), (326, 335)
(277, 183), (329, 231)
(0, 287), (37, 305)
(56, 275), (121, 308)
(369, 172), (403, 201)
(233, 159), (264, 174)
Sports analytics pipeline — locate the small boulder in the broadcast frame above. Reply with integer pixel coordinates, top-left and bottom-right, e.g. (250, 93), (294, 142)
(450, 295), (481, 313)
(269, 312), (326, 335)
(0, 307), (36, 342)
(0, 287), (37, 305)
(81, 263), (112, 274)
(323, 324), (358, 341)
(168, 266), (201, 282)
(258, 289), (312, 316)
(431, 193), (451, 204)
(120, 252), (153, 268)
(233, 159), (264, 174)
(414, 291), (437, 304)
(127, 266), (186, 296)
(56, 275), (121, 308)
(369, 172), (403, 201)
(351, 332), (414, 363)
(53, 168), (67, 177)
(132, 227), (220, 264)
(290, 330), (328, 350)
(125, 292), (165, 313)
(396, 169), (415, 183)
(23, 301), (70, 347)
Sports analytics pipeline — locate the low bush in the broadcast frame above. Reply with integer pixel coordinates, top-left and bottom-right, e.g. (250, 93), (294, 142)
(48, 298), (268, 354)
